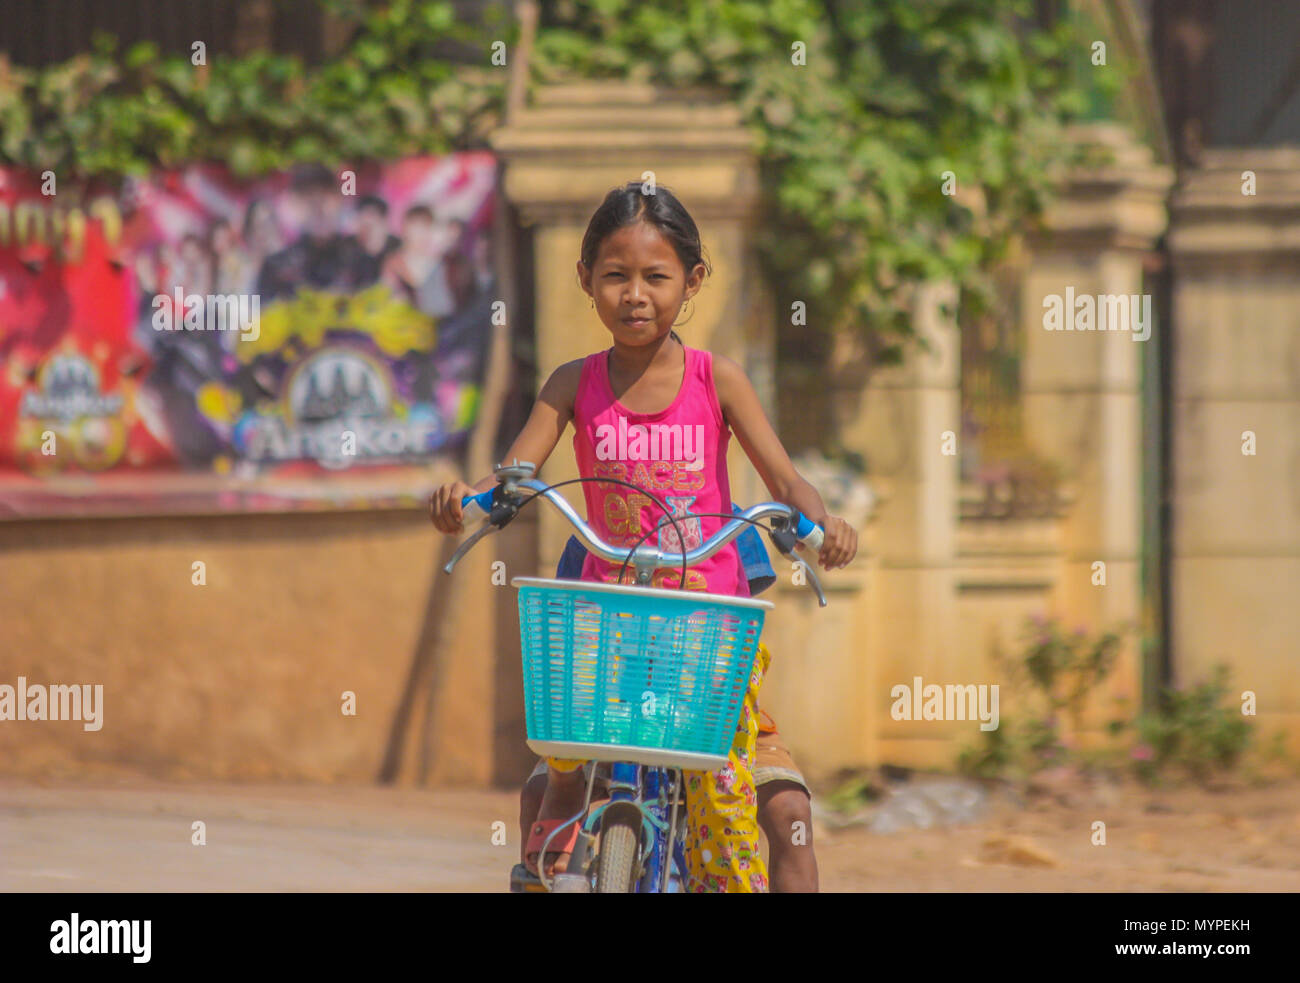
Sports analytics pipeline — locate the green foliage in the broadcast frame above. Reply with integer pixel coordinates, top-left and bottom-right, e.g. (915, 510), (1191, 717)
(1, 0), (1111, 359)
(958, 615), (1257, 788)
(534, 0), (1108, 357)
(1126, 665), (1253, 786)
(825, 771), (882, 812)
(0, 1), (506, 180)
(1017, 614), (1123, 733)
(958, 613), (1125, 781)
(956, 715), (1017, 779)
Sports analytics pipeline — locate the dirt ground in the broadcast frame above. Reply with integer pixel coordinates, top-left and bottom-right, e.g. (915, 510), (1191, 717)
(3, 775), (1299, 892)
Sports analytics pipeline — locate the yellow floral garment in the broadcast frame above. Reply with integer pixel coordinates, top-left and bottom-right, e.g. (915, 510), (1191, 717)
(547, 642), (772, 893)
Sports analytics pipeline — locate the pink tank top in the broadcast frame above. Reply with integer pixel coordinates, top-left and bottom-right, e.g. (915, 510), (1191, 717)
(572, 343), (747, 596)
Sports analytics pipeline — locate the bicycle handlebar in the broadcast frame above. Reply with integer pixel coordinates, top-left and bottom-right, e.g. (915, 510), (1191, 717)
(445, 462), (829, 606)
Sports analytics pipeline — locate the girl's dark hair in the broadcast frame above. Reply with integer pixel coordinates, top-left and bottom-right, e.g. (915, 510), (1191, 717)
(580, 182), (712, 339)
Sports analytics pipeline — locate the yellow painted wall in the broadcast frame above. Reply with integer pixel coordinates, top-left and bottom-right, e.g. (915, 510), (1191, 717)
(0, 505), (539, 785)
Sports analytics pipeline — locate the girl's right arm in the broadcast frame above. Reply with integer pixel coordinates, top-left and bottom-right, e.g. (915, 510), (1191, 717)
(428, 358), (584, 533)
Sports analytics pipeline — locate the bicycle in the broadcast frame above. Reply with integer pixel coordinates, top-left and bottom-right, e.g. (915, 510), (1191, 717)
(443, 460), (828, 893)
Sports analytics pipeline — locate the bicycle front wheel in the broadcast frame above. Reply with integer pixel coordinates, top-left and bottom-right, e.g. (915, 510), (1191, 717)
(595, 813), (640, 893)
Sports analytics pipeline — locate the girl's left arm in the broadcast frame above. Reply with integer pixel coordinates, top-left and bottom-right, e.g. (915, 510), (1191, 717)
(714, 354), (857, 570)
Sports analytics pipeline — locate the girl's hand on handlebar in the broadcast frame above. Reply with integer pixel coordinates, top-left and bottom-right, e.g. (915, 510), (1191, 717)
(811, 514), (857, 570)
(429, 480), (477, 534)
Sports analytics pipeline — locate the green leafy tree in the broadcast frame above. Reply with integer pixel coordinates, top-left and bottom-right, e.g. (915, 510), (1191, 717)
(532, 0), (1108, 361)
(0, 1), (507, 179)
(0, 0), (1108, 363)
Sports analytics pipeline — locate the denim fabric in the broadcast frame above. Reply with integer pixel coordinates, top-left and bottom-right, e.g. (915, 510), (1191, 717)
(553, 503), (777, 596)
(554, 533), (590, 582)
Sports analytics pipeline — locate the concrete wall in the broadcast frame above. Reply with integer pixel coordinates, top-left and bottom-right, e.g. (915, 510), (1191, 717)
(1168, 148), (1300, 754)
(8, 94), (1295, 786)
(1018, 125), (1172, 737)
(0, 500), (538, 784)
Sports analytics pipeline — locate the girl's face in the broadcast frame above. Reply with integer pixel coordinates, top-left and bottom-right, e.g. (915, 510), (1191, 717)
(579, 221), (704, 348)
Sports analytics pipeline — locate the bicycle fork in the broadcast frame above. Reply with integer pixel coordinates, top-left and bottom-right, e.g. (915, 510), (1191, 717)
(521, 763), (689, 893)
(602, 763), (687, 893)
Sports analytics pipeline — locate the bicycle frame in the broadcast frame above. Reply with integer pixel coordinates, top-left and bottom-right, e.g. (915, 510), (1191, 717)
(527, 760), (686, 893)
(632, 764), (687, 893)
(449, 461), (827, 893)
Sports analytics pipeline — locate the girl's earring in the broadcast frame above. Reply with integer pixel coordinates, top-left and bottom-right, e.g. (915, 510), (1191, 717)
(672, 297), (694, 327)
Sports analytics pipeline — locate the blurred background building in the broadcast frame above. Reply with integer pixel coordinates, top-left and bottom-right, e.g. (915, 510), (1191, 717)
(0, 0), (1295, 785)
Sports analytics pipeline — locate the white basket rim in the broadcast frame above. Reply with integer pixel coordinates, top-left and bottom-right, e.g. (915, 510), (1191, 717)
(526, 739), (730, 771)
(511, 576), (774, 612)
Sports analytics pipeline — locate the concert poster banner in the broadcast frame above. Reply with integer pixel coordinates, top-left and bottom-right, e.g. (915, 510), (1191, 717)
(0, 153), (497, 518)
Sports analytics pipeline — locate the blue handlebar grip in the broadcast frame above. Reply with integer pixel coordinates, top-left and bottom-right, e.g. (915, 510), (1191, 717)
(794, 513), (825, 553)
(460, 489), (495, 525)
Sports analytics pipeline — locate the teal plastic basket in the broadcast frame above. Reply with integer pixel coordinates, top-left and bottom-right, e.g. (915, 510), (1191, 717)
(513, 577), (772, 770)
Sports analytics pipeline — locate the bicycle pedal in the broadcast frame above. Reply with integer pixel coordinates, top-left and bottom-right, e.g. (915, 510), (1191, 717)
(550, 872), (592, 893)
(509, 863), (546, 893)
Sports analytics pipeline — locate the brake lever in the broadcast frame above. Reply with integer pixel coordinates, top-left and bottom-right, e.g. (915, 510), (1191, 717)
(441, 459), (536, 576)
(792, 555), (828, 607)
(768, 521), (829, 607)
(443, 521), (497, 574)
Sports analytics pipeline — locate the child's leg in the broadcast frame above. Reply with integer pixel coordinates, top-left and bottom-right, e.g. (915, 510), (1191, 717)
(680, 643), (772, 893)
(754, 712), (819, 892)
(526, 757), (589, 875)
(519, 760), (547, 865)
(758, 781), (817, 892)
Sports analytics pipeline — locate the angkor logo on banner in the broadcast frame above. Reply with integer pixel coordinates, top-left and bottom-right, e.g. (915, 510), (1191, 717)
(0, 154), (497, 517)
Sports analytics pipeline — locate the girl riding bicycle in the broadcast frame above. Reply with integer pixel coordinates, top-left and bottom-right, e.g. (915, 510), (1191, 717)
(429, 181), (858, 892)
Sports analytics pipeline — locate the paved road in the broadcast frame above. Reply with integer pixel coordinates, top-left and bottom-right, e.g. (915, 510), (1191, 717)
(1, 780), (516, 892)
(5, 776), (1298, 892)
